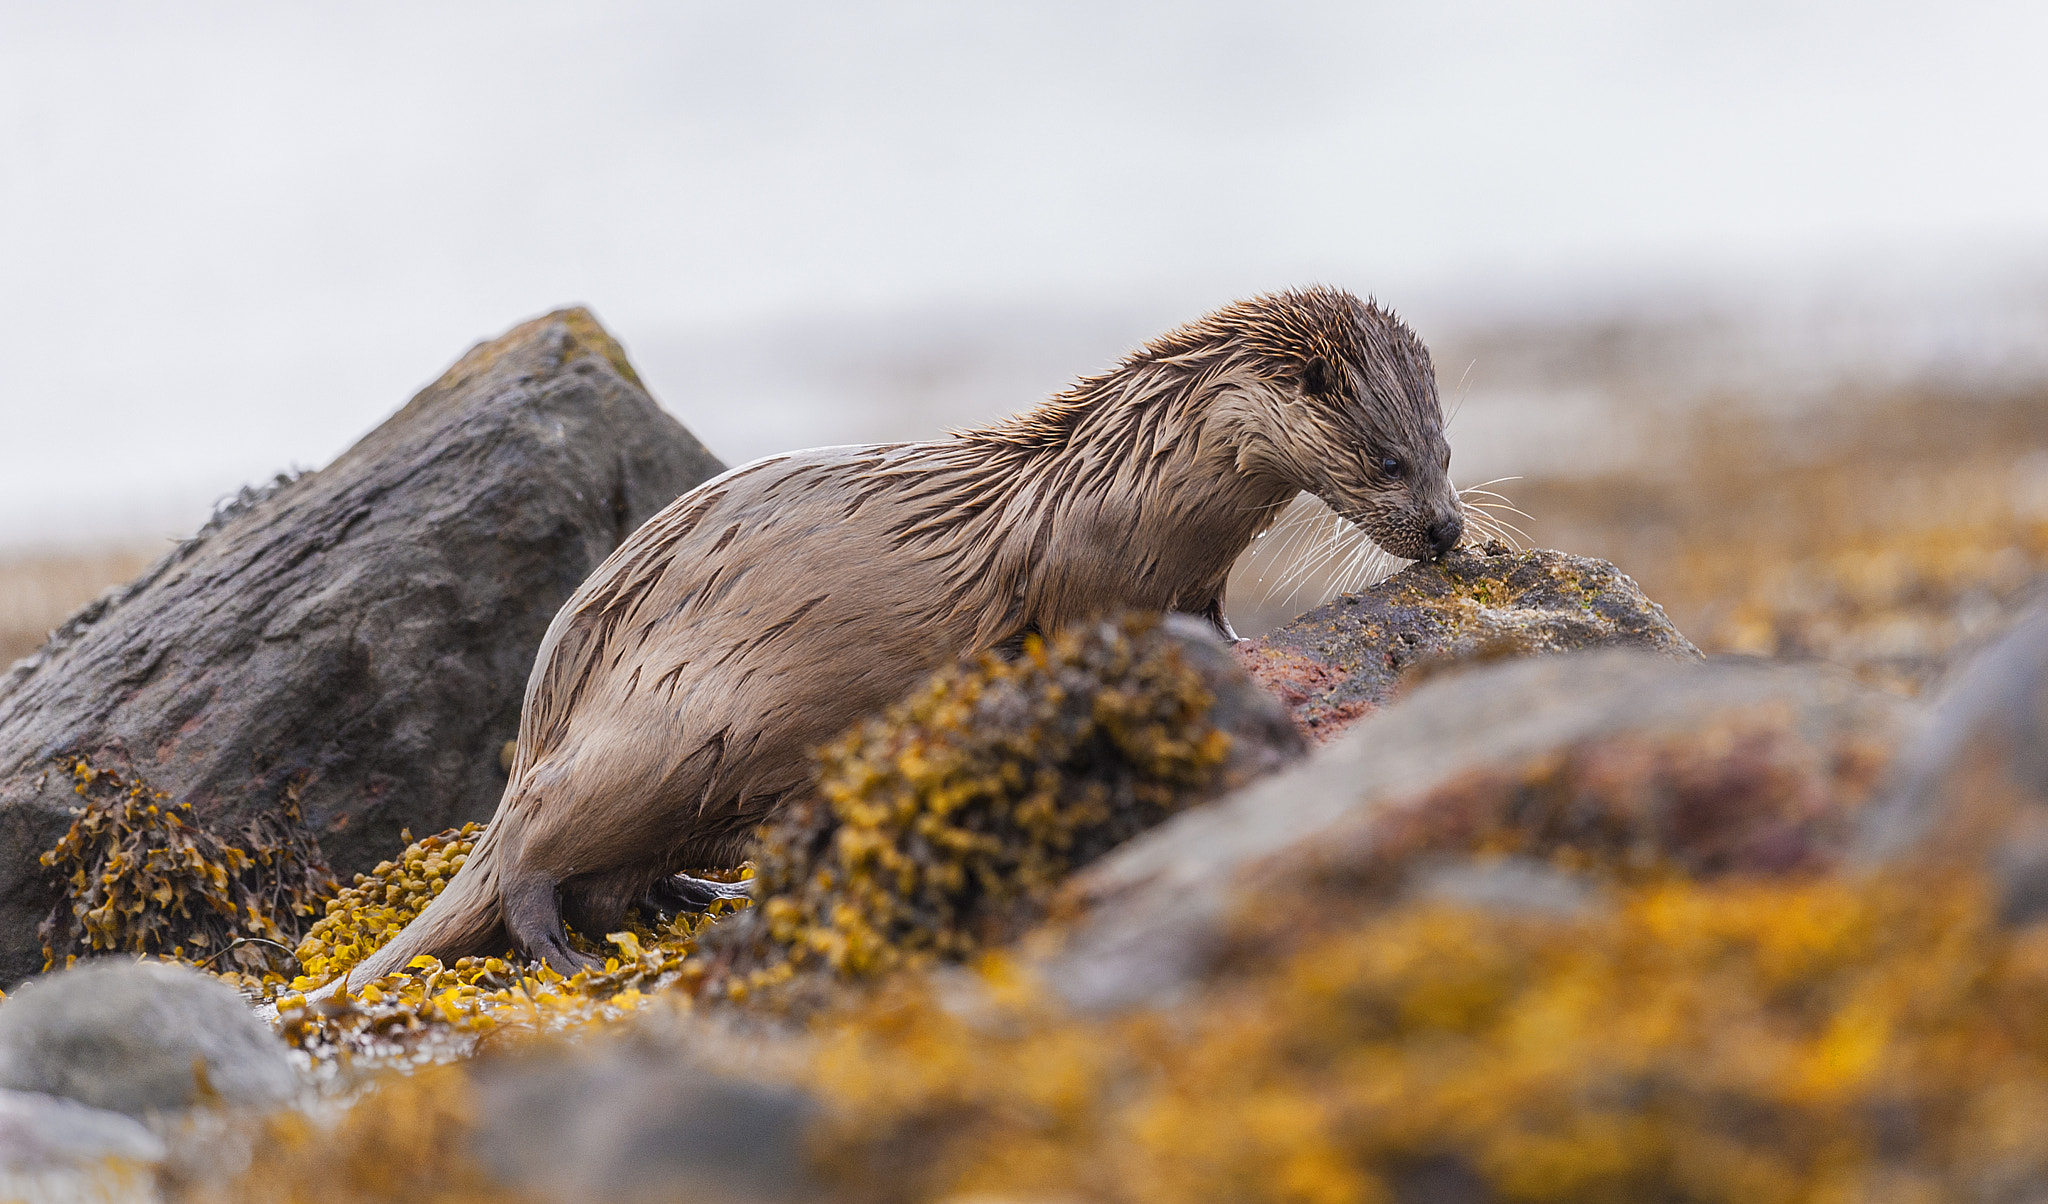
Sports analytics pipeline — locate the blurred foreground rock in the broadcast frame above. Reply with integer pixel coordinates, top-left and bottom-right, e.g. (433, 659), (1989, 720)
(1234, 545), (1701, 742)
(469, 1021), (818, 1204)
(1052, 649), (1909, 1010)
(0, 959), (296, 1116)
(0, 308), (722, 983)
(1858, 607), (2048, 920)
(0, 1087), (164, 1167)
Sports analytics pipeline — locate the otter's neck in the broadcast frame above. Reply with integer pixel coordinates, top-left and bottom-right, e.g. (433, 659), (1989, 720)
(950, 360), (1298, 644)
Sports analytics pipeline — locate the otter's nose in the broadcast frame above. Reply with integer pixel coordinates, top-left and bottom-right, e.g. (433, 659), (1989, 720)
(1425, 513), (1463, 559)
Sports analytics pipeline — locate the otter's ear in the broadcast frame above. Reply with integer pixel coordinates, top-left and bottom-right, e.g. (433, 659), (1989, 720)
(1302, 356), (1332, 397)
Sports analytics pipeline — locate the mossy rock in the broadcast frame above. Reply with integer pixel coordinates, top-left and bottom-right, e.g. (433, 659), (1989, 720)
(699, 614), (1303, 1005)
(1235, 545), (1701, 743)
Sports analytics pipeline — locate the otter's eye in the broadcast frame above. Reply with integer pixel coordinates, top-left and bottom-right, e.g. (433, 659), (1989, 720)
(1379, 456), (1403, 477)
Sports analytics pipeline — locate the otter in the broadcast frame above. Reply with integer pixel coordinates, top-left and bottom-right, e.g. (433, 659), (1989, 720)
(344, 287), (1462, 981)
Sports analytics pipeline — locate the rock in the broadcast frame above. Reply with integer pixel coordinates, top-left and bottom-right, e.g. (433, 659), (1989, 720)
(1856, 607), (2048, 921)
(1408, 856), (1597, 918)
(1233, 545), (1701, 743)
(704, 613), (1305, 1002)
(0, 959), (296, 1115)
(0, 308), (723, 984)
(1049, 649), (1910, 1011)
(0, 1088), (165, 1171)
(467, 1024), (817, 1204)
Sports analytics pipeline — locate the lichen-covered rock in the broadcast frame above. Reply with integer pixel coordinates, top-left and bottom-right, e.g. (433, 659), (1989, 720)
(0, 960), (297, 1116)
(1234, 544), (1701, 742)
(701, 614), (1304, 1004)
(800, 866), (2038, 1204)
(1052, 650), (1910, 1011)
(0, 307), (724, 985)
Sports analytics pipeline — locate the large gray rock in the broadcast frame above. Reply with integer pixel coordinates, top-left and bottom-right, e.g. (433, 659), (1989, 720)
(0, 960), (296, 1116)
(1232, 545), (1701, 743)
(1050, 650), (1911, 1011)
(0, 308), (723, 983)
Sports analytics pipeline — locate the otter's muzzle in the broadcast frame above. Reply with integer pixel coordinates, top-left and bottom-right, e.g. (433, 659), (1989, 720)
(1425, 513), (1464, 559)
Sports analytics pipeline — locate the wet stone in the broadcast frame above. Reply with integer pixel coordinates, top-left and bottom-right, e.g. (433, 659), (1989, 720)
(1233, 545), (1702, 743)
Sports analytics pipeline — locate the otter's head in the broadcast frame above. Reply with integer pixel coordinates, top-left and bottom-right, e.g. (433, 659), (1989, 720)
(1204, 288), (1463, 560)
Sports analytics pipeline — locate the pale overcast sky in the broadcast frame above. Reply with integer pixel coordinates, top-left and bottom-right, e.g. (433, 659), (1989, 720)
(4, 1), (2047, 546)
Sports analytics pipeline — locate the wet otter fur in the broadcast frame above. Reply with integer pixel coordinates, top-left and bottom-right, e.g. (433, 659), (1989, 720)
(346, 286), (1464, 981)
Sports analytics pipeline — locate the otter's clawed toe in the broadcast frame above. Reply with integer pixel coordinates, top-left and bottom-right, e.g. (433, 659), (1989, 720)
(643, 873), (753, 918)
(524, 925), (601, 977)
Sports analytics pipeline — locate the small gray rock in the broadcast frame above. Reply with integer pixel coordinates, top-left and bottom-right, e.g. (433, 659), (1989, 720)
(0, 960), (296, 1116)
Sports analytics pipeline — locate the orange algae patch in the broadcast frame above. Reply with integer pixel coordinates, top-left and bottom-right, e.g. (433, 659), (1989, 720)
(803, 870), (2048, 1204)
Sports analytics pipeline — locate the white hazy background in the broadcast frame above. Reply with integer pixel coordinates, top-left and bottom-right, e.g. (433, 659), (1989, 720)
(4, 1), (2048, 549)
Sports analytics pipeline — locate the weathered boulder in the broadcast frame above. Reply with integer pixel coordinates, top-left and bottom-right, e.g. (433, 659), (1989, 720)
(0, 960), (296, 1115)
(1050, 649), (1911, 1011)
(0, 308), (723, 983)
(1233, 545), (1701, 742)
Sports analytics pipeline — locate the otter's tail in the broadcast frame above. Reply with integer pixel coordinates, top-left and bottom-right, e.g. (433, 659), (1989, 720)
(332, 825), (508, 991)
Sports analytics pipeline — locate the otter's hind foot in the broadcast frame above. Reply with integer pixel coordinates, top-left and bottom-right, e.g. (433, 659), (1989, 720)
(643, 873), (752, 919)
(502, 873), (603, 976)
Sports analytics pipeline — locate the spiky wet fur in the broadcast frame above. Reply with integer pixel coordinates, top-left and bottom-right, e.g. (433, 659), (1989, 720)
(346, 286), (1462, 981)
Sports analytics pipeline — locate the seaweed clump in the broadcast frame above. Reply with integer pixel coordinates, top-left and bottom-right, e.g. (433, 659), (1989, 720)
(712, 614), (1231, 997)
(277, 824), (743, 1058)
(37, 758), (334, 983)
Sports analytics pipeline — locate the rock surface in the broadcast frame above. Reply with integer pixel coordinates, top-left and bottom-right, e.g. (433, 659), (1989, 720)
(1233, 545), (1701, 743)
(0, 1088), (165, 1170)
(702, 613), (1306, 1001)
(0, 959), (296, 1115)
(1857, 607), (2048, 920)
(468, 1024), (817, 1204)
(0, 308), (723, 983)
(1049, 649), (1911, 1011)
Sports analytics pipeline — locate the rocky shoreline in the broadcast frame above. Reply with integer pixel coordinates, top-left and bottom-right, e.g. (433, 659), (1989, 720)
(4, 309), (2046, 1203)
